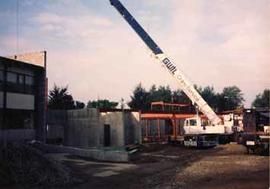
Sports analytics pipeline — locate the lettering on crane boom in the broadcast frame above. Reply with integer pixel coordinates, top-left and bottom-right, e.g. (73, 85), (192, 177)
(162, 57), (200, 103)
(162, 58), (177, 74)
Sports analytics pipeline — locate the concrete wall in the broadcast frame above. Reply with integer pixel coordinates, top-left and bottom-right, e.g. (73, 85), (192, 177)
(124, 112), (141, 145)
(47, 109), (141, 148)
(65, 109), (102, 147)
(47, 110), (66, 140)
(100, 111), (141, 147)
(101, 112), (124, 146)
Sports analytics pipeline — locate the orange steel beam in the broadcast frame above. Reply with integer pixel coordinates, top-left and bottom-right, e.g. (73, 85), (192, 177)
(151, 101), (190, 107)
(141, 113), (223, 120)
(141, 113), (195, 119)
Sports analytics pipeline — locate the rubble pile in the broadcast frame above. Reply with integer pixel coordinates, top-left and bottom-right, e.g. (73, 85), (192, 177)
(0, 143), (77, 187)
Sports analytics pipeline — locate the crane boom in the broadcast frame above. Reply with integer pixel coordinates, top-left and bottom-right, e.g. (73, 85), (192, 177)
(110, 0), (221, 125)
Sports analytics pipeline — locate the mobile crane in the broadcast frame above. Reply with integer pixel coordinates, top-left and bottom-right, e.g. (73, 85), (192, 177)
(109, 0), (232, 147)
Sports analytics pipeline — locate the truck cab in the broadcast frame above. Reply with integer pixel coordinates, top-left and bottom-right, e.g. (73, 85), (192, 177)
(183, 116), (225, 135)
(183, 116), (231, 147)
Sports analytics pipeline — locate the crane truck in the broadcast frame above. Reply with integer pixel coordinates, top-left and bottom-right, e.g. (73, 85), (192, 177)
(109, 0), (233, 147)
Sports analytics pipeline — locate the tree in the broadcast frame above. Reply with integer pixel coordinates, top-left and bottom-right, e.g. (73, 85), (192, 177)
(200, 86), (218, 110)
(219, 86), (245, 111)
(172, 89), (190, 104)
(48, 85), (75, 110)
(149, 85), (172, 103)
(252, 89), (270, 108)
(128, 83), (245, 112)
(194, 84), (203, 94)
(74, 101), (85, 109)
(87, 99), (118, 109)
(128, 83), (150, 110)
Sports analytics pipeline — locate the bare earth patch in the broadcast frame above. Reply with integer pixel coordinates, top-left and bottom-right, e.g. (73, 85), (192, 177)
(47, 143), (269, 189)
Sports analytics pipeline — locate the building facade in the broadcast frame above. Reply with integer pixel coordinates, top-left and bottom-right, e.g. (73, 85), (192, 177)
(0, 51), (47, 141)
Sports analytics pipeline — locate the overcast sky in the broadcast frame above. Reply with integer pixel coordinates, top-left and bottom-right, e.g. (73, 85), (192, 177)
(0, 0), (269, 107)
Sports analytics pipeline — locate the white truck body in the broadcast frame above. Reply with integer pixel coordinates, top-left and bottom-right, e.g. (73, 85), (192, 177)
(183, 116), (225, 135)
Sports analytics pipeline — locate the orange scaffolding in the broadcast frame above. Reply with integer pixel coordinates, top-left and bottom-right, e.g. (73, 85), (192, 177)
(141, 101), (222, 142)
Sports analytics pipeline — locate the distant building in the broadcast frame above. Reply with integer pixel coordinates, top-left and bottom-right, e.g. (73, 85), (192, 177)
(0, 51), (47, 142)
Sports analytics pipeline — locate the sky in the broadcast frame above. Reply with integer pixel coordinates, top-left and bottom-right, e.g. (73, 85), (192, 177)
(0, 0), (269, 107)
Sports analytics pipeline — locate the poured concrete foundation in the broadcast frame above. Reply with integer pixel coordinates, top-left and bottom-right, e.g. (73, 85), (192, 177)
(44, 144), (130, 162)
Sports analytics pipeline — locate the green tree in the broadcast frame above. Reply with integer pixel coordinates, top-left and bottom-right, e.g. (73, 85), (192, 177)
(149, 85), (172, 102)
(74, 101), (85, 109)
(219, 86), (245, 111)
(87, 99), (118, 109)
(48, 85), (75, 110)
(194, 84), (203, 94)
(172, 89), (190, 104)
(252, 89), (270, 108)
(201, 86), (218, 110)
(128, 83), (150, 110)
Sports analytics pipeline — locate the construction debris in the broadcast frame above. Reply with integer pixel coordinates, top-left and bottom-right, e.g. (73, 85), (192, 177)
(0, 143), (80, 187)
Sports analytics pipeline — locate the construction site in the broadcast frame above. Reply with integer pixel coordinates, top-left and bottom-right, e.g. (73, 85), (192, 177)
(0, 0), (269, 188)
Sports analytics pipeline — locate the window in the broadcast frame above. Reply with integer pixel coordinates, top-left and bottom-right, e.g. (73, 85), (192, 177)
(0, 70), (3, 90)
(0, 70), (3, 82)
(18, 74), (24, 84)
(25, 75), (34, 86)
(202, 120), (210, 126)
(5, 72), (35, 94)
(7, 72), (17, 83)
(3, 109), (34, 129)
(189, 119), (197, 126)
(25, 75), (35, 94)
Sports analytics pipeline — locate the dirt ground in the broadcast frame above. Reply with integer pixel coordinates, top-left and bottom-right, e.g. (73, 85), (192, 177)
(51, 143), (269, 189)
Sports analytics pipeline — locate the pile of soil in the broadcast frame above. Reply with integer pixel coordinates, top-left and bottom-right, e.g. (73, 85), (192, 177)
(0, 143), (79, 187)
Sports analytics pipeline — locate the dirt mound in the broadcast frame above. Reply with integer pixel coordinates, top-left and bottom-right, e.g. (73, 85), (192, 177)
(0, 143), (79, 187)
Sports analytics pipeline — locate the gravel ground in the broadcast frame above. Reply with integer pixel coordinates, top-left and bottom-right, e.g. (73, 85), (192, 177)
(55, 143), (269, 189)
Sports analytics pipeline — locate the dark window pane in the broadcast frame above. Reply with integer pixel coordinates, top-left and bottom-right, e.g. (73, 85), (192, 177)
(4, 109), (34, 129)
(0, 70), (3, 82)
(7, 72), (17, 83)
(18, 74), (24, 84)
(25, 75), (34, 85)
